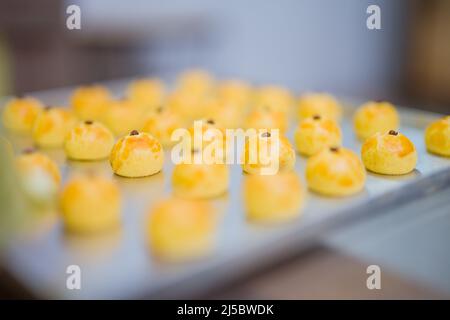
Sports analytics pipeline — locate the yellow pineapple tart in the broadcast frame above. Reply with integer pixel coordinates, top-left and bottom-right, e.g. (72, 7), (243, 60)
(102, 99), (145, 137)
(361, 130), (417, 175)
(243, 172), (304, 223)
(126, 78), (165, 112)
(142, 107), (184, 147)
(2, 96), (43, 133)
(60, 174), (121, 234)
(294, 115), (342, 156)
(297, 93), (342, 121)
(64, 121), (115, 161)
(244, 108), (288, 133)
(147, 197), (216, 261)
(71, 85), (111, 121)
(306, 147), (366, 196)
(216, 80), (253, 110)
(353, 100), (399, 141)
(242, 131), (295, 175)
(253, 85), (294, 115)
(172, 162), (229, 199)
(424, 116), (450, 157)
(32, 107), (77, 148)
(110, 130), (164, 178)
(16, 149), (61, 202)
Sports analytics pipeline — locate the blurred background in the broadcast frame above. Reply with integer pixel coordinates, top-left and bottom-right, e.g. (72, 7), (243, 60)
(0, 0), (449, 112)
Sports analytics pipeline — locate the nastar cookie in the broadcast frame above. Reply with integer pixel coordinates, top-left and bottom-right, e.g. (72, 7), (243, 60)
(110, 130), (164, 178)
(306, 147), (366, 196)
(362, 130), (417, 175)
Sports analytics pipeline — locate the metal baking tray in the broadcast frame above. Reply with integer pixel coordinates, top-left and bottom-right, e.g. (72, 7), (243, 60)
(1, 79), (449, 299)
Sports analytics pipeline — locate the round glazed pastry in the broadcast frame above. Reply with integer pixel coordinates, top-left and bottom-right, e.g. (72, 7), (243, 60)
(243, 172), (304, 224)
(142, 107), (184, 147)
(64, 120), (115, 161)
(361, 130), (417, 175)
(102, 99), (144, 137)
(244, 109), (288, 133)
(32, 107), (77, 148)
(204, 97), (246, 129)
(353, 101), (399, 141)
(176, 69), (214, 97)
(425, 116), (450, 157)
(126, 78), (165, 112)
(253, 85), (293, 115)
(60, 174), (121, 234)
(172, 162), (229, 199)
(147, 197), (216, 261)
(70, 85), (111, 121)
(297, 93), (342, 122)
(16, 149), (61, 185)
(306, 147), (366, 196)
(216, 80), (253, 110)
(188, 119), (227, 158)
(166, 90), (207, 122)
(242, 131), (296, 175)
(16, 149), (61, 201)
(110, 130), (164, 178)
(2, 96), (43, 133)
(294, 115), (342, 156)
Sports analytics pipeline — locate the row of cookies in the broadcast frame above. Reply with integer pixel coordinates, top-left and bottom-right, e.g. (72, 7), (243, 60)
(2, 126), (449, 263)
(2, 70), (450, 263)
(5, 94), (445, 195)
(2, 75), (448, 160)
(149, 107), (449, 260)
(0, 69), (334, 145)
(2, 122), (332, 260)
(1, 92), (448, 184)
(8, 117), (441, 263)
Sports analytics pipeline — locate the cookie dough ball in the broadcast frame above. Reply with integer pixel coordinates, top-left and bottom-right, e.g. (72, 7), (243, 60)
(297, 93), (342, 122)
(110, 130), (164, 178)
(242, 131), (296, 175)
(147, 197), (216, 261)
(142, 107), (184, 147)
(176, 69), (214, 97)
(204, 97), (246, 130)
(16, 149), (61, 202)
(362, 130), (417, 175)
(216, 80), (253, 110)
(60, 174), (121, 234)
(71, 85), (111, 121)
(172, 162), (229, 199)
(126, 78), (165, 112)
(425, 116), (450, 157)
(306, 147), (366, 196)
(103, 99), (144, 137)
(353, 101), (399, 141)
(294, 115), (342, 156)
(2, 96), (43, 133)
(16, 149), (61, 185)
(64, 121), (115, 161)
(32, 107), (77, 148)
(166, 90), (208, 122)
(253, 85), (294, 115)
(243, 172), (304, 224)
(244, 109), (288, 133)
(188, 119), (227, 159)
